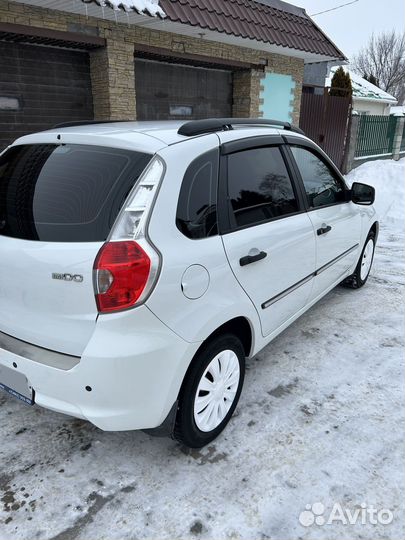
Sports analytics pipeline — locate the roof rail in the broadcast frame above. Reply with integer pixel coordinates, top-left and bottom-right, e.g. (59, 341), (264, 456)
(51, 120), (129, 129)
(177, 118), (305, 137)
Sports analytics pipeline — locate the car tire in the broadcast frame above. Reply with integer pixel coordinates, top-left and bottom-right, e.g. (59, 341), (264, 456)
(174, 334), (245, 448)
(341, 231), (376, 289)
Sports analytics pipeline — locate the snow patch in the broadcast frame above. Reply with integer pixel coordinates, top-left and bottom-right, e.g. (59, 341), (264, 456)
(345, 158), (405, 231)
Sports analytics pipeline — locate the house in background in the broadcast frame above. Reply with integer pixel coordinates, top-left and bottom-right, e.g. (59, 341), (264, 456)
(0, 0), (346, 150)
(303, 62), (398, 116)
(326, 66), (398, 115)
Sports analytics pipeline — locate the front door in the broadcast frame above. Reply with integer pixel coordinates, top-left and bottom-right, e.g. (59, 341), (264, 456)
(221, 144), (316, 337)
(289, 145), (361, 301)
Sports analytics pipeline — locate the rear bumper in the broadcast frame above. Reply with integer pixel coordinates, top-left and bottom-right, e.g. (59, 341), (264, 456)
(0, 306), (200, 431)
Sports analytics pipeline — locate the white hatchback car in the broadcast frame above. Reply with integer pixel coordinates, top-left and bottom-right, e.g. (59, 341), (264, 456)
(0, 118), (377, 447)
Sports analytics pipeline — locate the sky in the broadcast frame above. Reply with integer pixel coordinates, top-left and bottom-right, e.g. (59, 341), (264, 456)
(292, 0), (405, 61)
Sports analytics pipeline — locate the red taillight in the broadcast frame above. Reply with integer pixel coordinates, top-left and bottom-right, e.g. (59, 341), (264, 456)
(93, 241), (151, 313)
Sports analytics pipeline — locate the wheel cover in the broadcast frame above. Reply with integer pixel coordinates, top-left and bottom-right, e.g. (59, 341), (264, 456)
(193, 349), (240, 433)
(360, 238), (374, 281)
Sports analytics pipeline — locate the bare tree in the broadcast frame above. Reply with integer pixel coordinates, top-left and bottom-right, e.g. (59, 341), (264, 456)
(352, 31), (405, 104)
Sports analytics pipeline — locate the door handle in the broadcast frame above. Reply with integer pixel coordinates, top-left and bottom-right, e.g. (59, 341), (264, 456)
(317, 225), (332, 236)
(239, 249), (267, 267)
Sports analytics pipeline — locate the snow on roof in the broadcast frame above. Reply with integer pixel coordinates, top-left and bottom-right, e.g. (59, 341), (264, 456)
(326, 66), (397, 104)
(86, 0), (165, 17)
(390, 105), (405, 115)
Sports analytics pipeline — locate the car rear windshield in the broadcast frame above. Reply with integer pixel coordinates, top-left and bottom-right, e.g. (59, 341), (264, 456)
(0, 144), (151, 242)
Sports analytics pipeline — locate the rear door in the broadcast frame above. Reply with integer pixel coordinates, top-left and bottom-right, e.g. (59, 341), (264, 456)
(287, 143), (361, 300)
(220, 141), (316, 337)
(0, 143), (151, 356)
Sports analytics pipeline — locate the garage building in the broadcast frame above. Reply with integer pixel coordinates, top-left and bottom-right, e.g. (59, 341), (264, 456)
(0, 0), (346, 150)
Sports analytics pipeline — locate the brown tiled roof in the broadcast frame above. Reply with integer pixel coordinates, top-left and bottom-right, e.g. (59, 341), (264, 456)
(159, 0), (346, 60)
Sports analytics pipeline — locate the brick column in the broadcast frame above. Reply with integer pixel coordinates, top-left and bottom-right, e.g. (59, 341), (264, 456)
(392, 114), (405, 161)
(291, 81), (302, 126)
(89, 39), (136, 121)
(232, 69), (262, 118)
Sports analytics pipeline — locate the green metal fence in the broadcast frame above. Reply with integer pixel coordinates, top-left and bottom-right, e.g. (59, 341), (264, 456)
(401, 121), (405, 152)
(355, 115), (398, 158)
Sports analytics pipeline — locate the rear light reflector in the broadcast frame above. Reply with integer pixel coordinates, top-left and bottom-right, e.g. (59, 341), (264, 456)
(94, 156), (164, 313)
(94, 241), (151, 313)
(111, 158), (164, 241)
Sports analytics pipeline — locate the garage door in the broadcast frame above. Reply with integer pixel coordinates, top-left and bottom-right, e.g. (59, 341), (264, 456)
(135, 58), (232, 121)
(0, 42), (94, 151)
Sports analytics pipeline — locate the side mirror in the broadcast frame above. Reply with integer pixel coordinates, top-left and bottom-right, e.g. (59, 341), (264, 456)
(351, 182), (375, 205)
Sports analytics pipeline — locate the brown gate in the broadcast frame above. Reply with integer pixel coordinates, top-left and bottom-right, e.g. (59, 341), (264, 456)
(299, 86), (352, 170)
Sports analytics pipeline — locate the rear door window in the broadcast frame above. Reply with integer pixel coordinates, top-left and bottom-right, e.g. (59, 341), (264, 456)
(227, 146), (299, 230)
(0, 144), (151, 242)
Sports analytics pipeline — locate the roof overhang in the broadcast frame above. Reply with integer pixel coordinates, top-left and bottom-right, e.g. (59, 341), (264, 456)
(8, 0), (345, 64)
(134, 42), (263, 70)
(132, 19), (346, 64)
(0, 21), (106, 49)
(353, 96), (398, 105)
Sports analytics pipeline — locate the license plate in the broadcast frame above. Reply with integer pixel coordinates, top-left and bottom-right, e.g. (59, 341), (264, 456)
(0, 364), (34, 406)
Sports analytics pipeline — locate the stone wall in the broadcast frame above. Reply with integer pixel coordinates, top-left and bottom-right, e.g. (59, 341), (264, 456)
(0, 0), (304, 123)
(89, 40), (136, 120)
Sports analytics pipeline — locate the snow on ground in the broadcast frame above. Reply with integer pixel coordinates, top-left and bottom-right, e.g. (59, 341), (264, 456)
(0, 160), (404, 540)
(346, 158), (405, 229)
